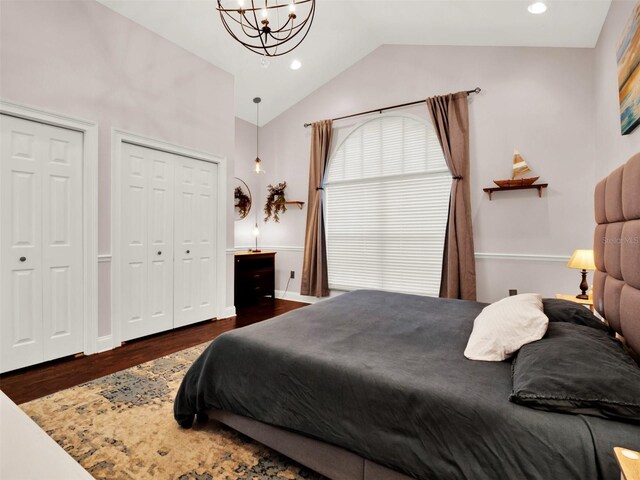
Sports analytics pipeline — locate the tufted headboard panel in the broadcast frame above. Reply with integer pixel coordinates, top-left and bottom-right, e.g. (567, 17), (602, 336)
(593, 152), (640, 359)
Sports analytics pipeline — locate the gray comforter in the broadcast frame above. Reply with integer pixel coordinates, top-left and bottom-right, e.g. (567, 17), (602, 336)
(174, 290), (640, 479)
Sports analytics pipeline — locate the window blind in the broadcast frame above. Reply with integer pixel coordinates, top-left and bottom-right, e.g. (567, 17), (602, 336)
(324, 115), (451, 297)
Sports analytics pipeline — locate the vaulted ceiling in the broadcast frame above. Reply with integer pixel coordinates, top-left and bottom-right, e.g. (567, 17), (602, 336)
(98, 0), (611, 125)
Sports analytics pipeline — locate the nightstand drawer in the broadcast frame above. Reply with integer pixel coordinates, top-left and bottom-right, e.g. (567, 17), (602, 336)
(238, 268), (272, 281)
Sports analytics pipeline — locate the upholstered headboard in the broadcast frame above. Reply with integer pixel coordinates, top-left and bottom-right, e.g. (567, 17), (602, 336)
(593, 152), (640, 359)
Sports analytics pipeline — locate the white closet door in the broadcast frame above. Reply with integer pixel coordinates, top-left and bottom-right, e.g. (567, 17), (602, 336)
(174, 156), (217, 327)
(41, 123), (83, 361)
(120, 143), (174, 341)
(1, 115), (83, 373)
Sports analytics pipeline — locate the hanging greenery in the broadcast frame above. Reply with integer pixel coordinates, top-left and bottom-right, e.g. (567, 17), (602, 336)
(234, 186), (251, 219)
(264, 181), (287, 222)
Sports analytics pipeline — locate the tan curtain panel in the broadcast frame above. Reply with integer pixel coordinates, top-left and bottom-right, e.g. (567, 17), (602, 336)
(426, 92), (477, 301)
(300, 120), (333, 297)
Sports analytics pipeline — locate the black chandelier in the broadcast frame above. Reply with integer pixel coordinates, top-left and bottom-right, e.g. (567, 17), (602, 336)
(216, 0), (315, 57)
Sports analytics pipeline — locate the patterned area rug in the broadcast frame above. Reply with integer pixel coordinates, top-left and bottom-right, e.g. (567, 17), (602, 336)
(20, 342), (325, 480)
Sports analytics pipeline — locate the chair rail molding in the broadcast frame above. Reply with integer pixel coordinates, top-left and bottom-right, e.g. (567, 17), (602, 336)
(233, 246), (304, 253)
(475, 252), (571, 262)
(232, 247), (571, 263)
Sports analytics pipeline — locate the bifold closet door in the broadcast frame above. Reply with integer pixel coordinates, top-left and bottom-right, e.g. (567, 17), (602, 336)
(1, 115), (83, 373)
(174, 156), (218, 328)
(120, 143), (174, 341)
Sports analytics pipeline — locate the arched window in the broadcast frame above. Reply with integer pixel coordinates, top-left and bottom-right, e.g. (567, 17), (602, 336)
(324, 115), (451, 296)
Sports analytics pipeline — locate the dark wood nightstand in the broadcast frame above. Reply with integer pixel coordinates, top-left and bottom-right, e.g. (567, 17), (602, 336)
(234, 251), (276, 306)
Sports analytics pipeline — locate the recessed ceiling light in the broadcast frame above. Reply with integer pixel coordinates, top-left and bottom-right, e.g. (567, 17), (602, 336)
(528, 2), (547, 14)
(290, 59), (302, 71)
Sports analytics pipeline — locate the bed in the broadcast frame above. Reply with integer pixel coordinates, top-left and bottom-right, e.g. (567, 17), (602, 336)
(175, 153), (640, 480)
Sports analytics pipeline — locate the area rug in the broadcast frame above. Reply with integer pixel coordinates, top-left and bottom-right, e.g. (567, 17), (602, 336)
(20, 342), (325, 480)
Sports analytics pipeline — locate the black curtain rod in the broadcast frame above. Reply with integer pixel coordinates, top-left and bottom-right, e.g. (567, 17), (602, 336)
(303, 87), (481, 128)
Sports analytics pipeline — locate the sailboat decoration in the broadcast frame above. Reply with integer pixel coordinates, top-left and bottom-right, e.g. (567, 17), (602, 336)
(493, 150), (540, 187)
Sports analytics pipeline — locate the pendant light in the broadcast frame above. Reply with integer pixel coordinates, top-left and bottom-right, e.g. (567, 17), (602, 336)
(254, 97), (265, 174)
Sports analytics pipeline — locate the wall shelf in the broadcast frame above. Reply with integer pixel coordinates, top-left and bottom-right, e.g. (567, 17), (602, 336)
(284, 201), (305, 209)
(483, 183), (548, 201)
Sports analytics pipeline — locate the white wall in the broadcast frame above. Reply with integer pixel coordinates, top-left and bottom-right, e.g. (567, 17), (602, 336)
(594, 0), (640, 179)
(0, 0), (236, 346)
(238, 44), (600, 303)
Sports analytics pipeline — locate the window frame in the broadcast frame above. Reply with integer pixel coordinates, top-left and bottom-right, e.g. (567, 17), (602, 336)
(322, 113), (452, 295)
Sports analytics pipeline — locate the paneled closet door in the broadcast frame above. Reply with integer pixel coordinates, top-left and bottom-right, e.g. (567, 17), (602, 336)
(174, 155), (217, 328)
(120, 143), (174, 341)
(0, 115), (83, 373)
(41, 122), (83, 361)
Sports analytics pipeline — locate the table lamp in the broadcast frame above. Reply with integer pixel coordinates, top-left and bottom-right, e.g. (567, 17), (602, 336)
(251, 222), (261, 253)
(567, 249), (595, 299)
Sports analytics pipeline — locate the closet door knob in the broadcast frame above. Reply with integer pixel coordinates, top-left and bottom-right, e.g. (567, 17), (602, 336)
(19, 256), (26, 262)
(157, 251), (162, 256)
(186, 250), (190, 254)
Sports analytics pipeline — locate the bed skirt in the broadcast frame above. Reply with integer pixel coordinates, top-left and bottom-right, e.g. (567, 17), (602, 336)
(206, 409), (413, 480)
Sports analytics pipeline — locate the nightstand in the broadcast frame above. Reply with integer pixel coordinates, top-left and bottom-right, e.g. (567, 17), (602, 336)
(615, 447), (640, 480)
(234, 251), (276, 306)
(554, 293), (594, 312)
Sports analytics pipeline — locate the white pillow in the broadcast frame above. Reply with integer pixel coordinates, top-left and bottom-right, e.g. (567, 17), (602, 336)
(464, 293), (549, 361)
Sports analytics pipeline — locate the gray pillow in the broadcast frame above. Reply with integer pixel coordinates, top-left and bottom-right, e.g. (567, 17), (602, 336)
(542, 298), (611, 334)
(510, 322), (640, 422)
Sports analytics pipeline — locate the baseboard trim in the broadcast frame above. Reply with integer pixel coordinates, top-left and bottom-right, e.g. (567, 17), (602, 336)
(274, 290), (318, 303)
(274, 290), (349, 304)
(96, 335), (114, 353)
(219, 306), (237, 319)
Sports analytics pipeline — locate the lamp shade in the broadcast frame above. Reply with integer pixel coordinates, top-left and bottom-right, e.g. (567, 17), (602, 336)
(567, 249), (596, 270)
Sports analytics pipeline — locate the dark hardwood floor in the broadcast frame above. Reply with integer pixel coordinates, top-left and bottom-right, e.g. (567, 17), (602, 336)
(0, 298), (308, 405)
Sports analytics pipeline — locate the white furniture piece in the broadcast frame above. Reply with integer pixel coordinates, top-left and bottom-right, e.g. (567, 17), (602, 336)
(119, 142), (218, 341)
(0, 391), (93, 480)
(1, 115), (84, 372)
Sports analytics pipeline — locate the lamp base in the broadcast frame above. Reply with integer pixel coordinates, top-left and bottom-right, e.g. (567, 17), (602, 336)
(250, 249), (261, 253)
(576, 268), (589, 300)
